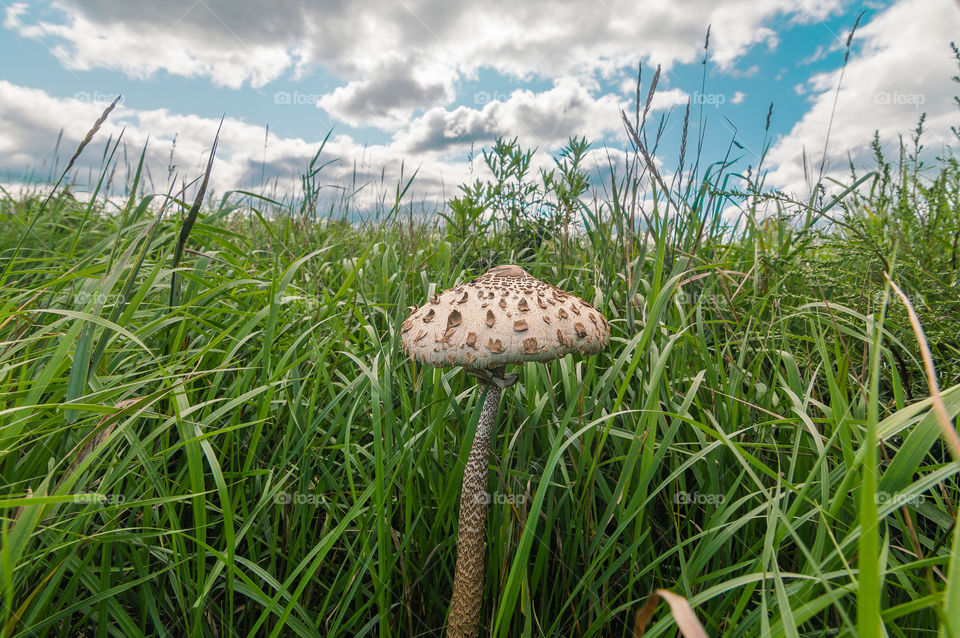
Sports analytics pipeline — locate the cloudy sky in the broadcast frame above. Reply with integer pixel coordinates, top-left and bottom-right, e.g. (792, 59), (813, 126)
(1, 0), (958, 209)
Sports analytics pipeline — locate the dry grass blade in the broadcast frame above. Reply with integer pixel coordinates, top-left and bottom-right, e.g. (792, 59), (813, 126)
(632, 593), (661, 637)
(632, 589), (709, 638)
(884, 275), (960, 463)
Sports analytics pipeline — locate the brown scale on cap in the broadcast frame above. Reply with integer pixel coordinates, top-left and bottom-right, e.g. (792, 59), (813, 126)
(522, 337), (538, 354)
(447, 310), (462, 330)
(400, 264), (609, 370)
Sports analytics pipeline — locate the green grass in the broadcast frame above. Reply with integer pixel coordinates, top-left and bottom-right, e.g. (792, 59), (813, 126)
(1, 65), (960, 637)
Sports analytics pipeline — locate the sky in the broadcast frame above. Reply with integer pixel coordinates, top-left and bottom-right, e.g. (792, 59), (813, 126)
(1, 0), (959, 211)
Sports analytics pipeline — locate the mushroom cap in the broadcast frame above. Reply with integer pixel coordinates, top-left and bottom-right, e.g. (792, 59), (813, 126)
(401, 264), (610, 370)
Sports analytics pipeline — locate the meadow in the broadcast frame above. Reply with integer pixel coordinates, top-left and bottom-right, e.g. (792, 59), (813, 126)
(1, 63), (960, 637)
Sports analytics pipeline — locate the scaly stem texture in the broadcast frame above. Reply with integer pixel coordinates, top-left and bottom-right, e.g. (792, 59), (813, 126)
(446, 382), (502, 638)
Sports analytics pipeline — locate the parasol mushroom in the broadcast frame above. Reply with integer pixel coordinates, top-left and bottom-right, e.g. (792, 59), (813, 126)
(401, 264), (609, 638)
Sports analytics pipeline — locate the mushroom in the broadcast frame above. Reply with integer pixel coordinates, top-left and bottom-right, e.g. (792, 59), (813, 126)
(401, 264), (609, 638)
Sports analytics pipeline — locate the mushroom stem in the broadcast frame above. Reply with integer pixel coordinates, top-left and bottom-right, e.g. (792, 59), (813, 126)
(446, 381), (503, 638)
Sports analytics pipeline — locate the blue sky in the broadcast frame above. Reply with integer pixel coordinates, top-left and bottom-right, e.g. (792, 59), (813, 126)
(1, 0), (958, 207)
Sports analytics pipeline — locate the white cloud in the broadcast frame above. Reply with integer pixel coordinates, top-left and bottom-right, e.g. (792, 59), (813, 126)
(317, 56), (457, 130)
(4, 3), (298, 89)
(9, 0), (951, 215)
(0, 79), (474, 208)
(0, 77), (664, 212)
(766, 0), (960, 198)
(6, 0), (843, 122)
(728, 64), (760, 78)
(393, 77), (687, 155)
(3, 3), (27, 28)
(799, 44), (827, 66)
